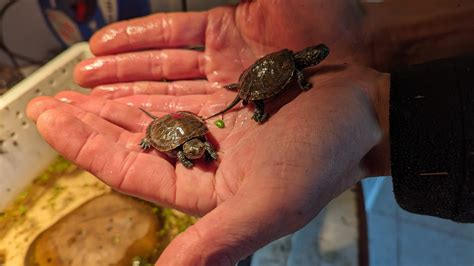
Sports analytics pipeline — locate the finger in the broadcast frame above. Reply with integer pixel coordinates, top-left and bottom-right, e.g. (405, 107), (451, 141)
(109, 89), (241, 119)
(74, 49), (206, 88)
(155, 190), (296, 265)
(91, 80), (220, 99)
(28, 97), (122, 137)
(113, 94), (209, 115)
(28, 96), (148, 152)
(36, 109), (177, 205)
(27, 96), (68, 123)
(90, 12), (208, 55)
(54, 91), (168, 133)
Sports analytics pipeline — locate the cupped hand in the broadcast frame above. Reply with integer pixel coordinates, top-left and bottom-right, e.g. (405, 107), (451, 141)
(27, 65), (388, 265)
(28, 1), (389, 265)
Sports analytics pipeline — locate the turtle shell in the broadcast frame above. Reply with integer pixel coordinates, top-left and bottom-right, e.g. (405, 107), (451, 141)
(238, 49), (295, 100)
(146, 111), (208, 151)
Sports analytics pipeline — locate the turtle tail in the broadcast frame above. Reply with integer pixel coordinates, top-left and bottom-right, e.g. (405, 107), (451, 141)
(139, 108), (158, 120)
(223, 83), (239, 90)
(205, 95), (242, 120)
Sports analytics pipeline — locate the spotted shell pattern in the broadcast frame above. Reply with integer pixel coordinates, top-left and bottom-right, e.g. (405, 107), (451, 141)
(146, 111), (208, 151)
(238, 49), (295, 100)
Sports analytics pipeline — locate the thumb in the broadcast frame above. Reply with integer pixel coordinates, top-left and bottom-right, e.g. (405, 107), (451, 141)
(155, 191), (301, 266)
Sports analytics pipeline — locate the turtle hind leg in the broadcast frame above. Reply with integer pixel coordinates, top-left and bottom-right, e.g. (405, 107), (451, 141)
(139, 138), (152, 150)
(297, 70), (312, 91)
(203, 141), (218, 162)
(252, 100), (268, 123)
(224, 83), (239, 90)
(177, 150), (194, 168)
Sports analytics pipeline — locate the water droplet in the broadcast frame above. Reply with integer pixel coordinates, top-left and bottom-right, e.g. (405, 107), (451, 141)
(58, 97), (72, 103)
(83, 59), (105, 71)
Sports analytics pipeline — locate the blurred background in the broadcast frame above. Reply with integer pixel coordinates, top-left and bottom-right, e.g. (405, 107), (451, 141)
(0, 0), (237, 68)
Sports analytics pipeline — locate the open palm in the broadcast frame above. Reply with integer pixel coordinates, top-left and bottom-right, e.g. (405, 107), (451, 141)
(27, 2), (386, 265)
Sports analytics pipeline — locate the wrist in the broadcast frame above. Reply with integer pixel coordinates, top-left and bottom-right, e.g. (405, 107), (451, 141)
(359, 70), (391, 177)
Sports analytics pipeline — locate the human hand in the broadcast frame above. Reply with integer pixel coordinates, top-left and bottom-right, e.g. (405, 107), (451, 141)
(74, 0), (370, 91)
(28, 1), (391, 265)
(30, 2), (469, 265)
(71, 0), (474, 92)
(27, 64), (389, 265)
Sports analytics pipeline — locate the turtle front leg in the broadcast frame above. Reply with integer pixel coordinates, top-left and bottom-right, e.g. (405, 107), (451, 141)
(252, 100), (268, 123)
(139, 137), (152, 150)
(297, 70), (312, 91)
(203, 141), (218, 162)
(177, 150), (194, 168)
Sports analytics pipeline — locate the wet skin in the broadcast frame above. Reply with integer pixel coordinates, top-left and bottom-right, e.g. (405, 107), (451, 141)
(27, 0), (474, 264)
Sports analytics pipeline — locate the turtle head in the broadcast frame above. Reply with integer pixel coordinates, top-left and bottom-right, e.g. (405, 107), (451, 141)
(294, 44), (329, 69)
(182, 138), (206, 159)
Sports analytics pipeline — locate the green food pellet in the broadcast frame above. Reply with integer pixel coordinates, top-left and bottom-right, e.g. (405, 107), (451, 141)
(215, 119), (225, 128)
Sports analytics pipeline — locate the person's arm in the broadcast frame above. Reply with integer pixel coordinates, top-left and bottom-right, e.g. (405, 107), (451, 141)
(366, 54), (474, 222)
(359, 1), (474, 221)
(363, 0), (474, 70)
(389, 55), (474, 222)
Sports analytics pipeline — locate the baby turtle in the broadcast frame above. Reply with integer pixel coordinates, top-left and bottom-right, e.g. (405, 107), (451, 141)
(206, 44), (329, 123)
(139, 109), (217, 168)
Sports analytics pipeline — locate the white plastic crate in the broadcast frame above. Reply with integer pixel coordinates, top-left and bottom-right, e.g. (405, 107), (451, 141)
(0, 43), (92, 209)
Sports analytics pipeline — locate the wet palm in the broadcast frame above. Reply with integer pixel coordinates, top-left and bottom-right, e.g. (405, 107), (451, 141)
(75, 0), (367, 89)
(28, 1), (387, 265)
(28, 71), (385, 265)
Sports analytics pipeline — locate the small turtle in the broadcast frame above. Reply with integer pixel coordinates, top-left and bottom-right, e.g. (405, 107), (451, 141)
(206, 44), (329, 123)
(139, 109), (217, 168)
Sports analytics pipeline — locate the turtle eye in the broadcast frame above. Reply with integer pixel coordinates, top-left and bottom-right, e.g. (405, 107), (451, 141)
(183, 139), (205, 159)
